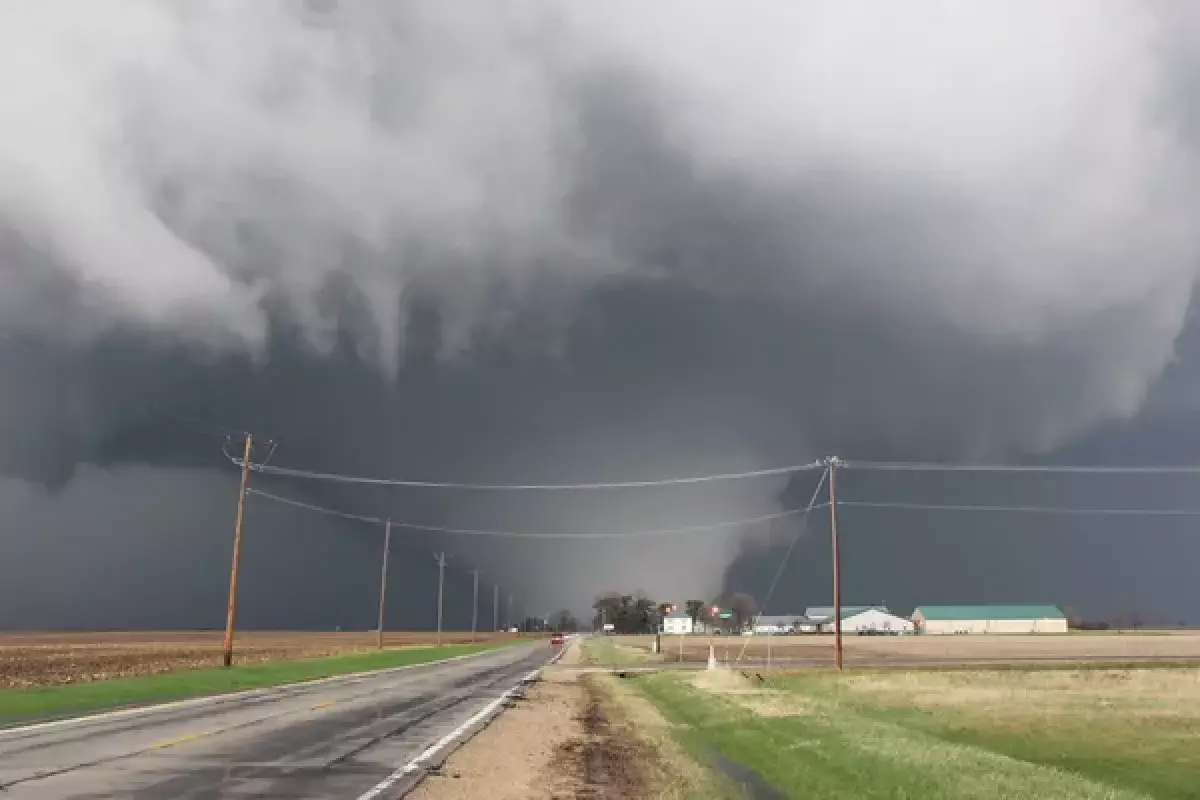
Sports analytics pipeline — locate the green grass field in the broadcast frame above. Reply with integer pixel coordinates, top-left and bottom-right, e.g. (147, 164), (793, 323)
(581, 635), (663, 666)
(634, 665), (1200, 799)
(0, 641), (515, 728)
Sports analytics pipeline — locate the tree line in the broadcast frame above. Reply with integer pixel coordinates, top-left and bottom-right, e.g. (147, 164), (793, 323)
(591, 590), (761, 634)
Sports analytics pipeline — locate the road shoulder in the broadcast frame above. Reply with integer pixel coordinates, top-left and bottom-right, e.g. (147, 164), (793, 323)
(411, 639), (731, 799)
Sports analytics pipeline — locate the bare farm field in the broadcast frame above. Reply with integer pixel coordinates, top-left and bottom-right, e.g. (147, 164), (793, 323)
(599, 631), (1200, 668)
(0, 630), (517, 689)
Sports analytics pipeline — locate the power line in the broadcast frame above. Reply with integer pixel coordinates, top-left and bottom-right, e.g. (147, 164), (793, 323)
(227, 455), (824, 491)
(229, 454), (1200, 490)
(837, 500), (1200, 516)
(737, 468), (829, 666)
(846, 460), (1200, 474)
(754, 469), (829, 621)
(246, 487), (820, 538)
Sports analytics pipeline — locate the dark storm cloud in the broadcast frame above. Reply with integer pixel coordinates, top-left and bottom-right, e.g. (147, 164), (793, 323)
(4, 2), (1200, 625)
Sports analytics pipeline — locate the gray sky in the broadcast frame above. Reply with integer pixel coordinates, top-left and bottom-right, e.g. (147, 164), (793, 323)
(3, 2), (1200, 627)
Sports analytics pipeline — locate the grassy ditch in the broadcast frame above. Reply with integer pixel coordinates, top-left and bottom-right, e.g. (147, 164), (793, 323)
(584, 672), (740, 799)
(0, 640), (518, 727)
(633, 664), (1200, 799)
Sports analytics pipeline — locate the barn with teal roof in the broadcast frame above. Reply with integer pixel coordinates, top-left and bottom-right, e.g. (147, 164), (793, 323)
(912, 605), (1067, 634)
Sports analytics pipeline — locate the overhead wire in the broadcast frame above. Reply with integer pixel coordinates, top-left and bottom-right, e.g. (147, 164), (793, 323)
(229, 458), (825, 491)
(246, 487), (826, 538)
(845, 460), (1200, 474)
(225, 451), (1200, 492)
(836, 499), (1200, 516)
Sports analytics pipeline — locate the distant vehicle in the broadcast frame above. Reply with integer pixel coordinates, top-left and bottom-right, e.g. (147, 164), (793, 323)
(508, 627), (519, 633)
(550, 633), (565, 646)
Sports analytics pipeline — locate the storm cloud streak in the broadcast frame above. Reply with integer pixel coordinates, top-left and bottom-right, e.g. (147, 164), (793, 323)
(3, 1), (1200, 624)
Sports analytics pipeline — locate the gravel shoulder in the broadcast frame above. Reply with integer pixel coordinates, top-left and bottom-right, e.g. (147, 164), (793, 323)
(409, 640), (590, 800)
(411, 638), (730, 799)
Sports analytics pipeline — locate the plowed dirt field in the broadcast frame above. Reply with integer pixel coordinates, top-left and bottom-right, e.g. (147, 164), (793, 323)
(0, 631), (515, 688)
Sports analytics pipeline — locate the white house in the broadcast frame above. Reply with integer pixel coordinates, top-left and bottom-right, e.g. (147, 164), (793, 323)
(912, 605), (1067, 635)
(662, 609), (694, 635)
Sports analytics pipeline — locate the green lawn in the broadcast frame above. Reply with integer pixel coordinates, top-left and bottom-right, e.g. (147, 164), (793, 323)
(635, 665), (1200, 799)
(0, 641), (517, 728)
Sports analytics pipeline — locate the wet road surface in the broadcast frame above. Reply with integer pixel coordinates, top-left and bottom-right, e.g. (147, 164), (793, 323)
(0, 642), (553, 799)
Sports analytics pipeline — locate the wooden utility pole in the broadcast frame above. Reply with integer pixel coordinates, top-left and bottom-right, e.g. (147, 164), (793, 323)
(493, 583), (500, 632)
(507, 594), (513, 631)
(222, 433), (253, 668)
(376, 519), (392, 649)
(469, 569), (482, 642)
(434, 552), (448, 646)
(828, 456), (843, 670)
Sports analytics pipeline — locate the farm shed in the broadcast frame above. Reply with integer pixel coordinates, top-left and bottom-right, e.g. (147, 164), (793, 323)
(805, 605), (878, 625)
(831, 607), (914, 634)
(752, 615), (809, 634)
(807, 606), (913, 634)
(913, 605), (1067, 634)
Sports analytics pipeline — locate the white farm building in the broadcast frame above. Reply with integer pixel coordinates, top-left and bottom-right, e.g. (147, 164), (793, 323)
(806, 606), (915, 634)
(913, 605), (1067, 635)
(752, 615), (810, 635)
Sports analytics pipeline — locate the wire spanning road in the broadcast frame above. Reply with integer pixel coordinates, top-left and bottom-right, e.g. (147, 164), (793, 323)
(0, 642), (555, 799)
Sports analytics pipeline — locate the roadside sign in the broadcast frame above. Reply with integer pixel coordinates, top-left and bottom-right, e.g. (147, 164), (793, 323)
(603, 623), (615, 631)
(718, 611), (733, 619)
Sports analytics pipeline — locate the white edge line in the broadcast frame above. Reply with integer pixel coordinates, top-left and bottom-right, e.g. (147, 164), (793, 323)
(355, 639), (574, 800)
(0, 645), (517, 740)
(355, 669), (544, 800)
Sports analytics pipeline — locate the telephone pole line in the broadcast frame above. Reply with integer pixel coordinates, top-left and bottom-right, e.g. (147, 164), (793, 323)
(434, 552), (448, 646)
(827, 456), (844, 670)
(493, 583), (499, 633)
(469, 569), (482, 642)
(222, 433), (254, 668)
(376, 519), (392, 649)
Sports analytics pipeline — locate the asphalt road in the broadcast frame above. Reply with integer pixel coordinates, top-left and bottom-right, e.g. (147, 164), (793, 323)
(0, 642), (555, 799)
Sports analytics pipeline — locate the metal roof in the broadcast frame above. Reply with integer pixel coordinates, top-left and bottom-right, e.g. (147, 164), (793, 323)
(805, 606), (887, 621)
(754, 615), (809, 626)
(913, 605), (1064, 621)
(665, 609), (691, 619)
